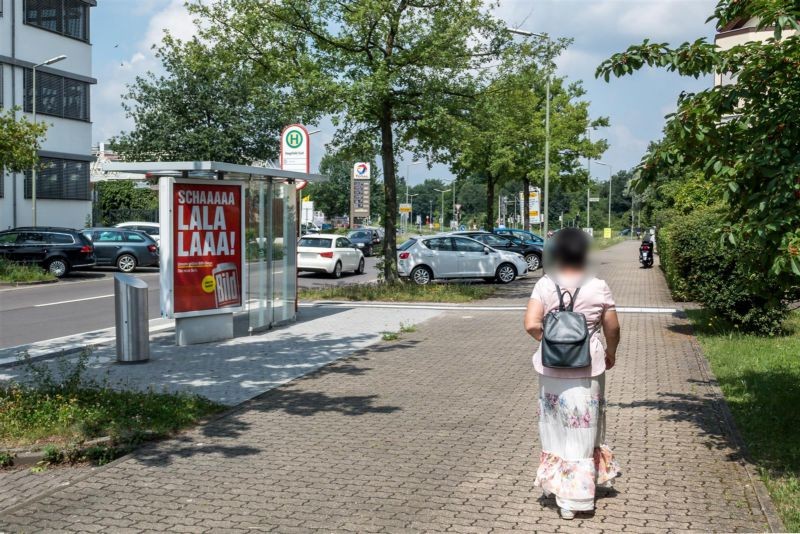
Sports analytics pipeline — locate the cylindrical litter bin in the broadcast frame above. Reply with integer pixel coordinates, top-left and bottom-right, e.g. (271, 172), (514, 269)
(114, 273), (150, 363)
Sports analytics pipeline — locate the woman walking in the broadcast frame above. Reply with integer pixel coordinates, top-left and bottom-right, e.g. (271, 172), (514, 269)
(524, 228), (621, 519)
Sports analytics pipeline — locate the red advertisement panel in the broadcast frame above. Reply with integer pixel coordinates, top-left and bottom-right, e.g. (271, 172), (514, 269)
(172, 182), (243, 314)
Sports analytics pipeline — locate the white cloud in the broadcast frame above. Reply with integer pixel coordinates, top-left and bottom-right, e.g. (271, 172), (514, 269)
(93, 0), (195, 144)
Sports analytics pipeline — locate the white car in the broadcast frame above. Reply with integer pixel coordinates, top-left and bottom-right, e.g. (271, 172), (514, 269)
(115, 221), (160, 248)
(298, 234), (365, 278)
(397, 234), (528, 285)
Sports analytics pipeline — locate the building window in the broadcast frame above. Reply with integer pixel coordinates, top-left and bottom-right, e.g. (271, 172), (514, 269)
(23, 69), (90, 121)
(24, 158), (90, 200)
(24, 0), (89, 42)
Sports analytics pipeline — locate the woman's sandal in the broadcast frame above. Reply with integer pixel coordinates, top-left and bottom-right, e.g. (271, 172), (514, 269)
(560, 508), (575, 520)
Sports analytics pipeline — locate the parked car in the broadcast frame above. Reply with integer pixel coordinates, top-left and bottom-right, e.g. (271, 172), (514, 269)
(452, 231), (543, 271)
(397, 234), (528, 285)
(81, 228), (159, 273)
(347, 230), (376, 256)
(320, 223), (334, 231)
(362, 226), (383, 244)
(115, 221), (161, 247)
(300, 223), (321, 236)
(0, 227), (95, 278)
(493, 227), (544, 246)
(298, 234), (365, 278)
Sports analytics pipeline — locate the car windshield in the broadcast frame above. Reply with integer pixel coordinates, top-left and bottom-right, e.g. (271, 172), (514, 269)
(398, 238), (417, 251)
(348, 231), (368, 239)
(298, 237), (333, 248)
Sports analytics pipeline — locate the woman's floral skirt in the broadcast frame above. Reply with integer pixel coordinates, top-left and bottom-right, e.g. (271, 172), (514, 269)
(534, 373), (620, 511)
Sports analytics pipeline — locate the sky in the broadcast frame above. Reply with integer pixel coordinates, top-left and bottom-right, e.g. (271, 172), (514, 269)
(91, 0), (718, 185)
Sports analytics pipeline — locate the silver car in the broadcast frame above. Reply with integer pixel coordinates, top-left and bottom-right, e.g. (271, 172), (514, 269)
(397, 234), (528, 285)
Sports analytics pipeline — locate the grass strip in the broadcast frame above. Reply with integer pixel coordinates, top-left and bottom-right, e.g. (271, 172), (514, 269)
(688, 309), (800, 530)
(1, 351), (224, 465)
(0, 258), (55, 283)
(300, 281), (495, 303)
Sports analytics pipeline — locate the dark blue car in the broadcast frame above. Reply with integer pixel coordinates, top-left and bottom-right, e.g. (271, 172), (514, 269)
(493, 228), (544, 246)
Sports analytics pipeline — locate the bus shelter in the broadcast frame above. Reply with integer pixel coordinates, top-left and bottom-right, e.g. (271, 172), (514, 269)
(103, 161), (325, 343)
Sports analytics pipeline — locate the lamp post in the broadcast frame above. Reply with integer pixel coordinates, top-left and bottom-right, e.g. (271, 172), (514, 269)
(434, 188), (451, 230)
(31, 55), (67, 226)
(507, 28), (551, 240)
(596, 161), (613, 229)
(404, 160), (423, 232)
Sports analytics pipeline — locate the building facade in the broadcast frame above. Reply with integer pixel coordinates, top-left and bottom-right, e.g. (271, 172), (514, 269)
(0, 0), (96, 230)
(715, 17), (797, 85)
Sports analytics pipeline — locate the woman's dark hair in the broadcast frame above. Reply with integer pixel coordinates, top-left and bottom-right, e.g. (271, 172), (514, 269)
(550, 228), (590, 269)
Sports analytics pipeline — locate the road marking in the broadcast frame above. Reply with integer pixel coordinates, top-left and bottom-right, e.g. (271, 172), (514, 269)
(301, 301), (680, 314)
(34, 294), (114, 307)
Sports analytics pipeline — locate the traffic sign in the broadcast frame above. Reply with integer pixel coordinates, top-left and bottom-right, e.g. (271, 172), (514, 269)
(399, 203), (412, 214)
(280, 124), (310, 174)
(603, 227), (612, 239)
(589, 197), (601, 203)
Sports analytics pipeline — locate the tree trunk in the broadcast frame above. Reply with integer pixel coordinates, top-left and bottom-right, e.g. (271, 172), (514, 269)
(379, 103), (399, 284)
(485, 171), (495, 230)
(522, 175), (530, 231)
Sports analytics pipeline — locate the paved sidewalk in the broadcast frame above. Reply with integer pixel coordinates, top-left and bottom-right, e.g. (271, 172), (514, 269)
(0, 241), (777, 532)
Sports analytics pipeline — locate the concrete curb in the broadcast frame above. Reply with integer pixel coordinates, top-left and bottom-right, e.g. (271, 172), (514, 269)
(685, 321), (785, 533)
(1, 437), (114, 468)
(0, 279), (57, 288)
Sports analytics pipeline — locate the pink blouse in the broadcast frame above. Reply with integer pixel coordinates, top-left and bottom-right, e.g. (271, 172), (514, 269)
(530, 274), (616, 378)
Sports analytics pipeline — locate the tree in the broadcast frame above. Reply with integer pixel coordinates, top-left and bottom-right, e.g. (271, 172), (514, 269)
(450, 44), (607, 230)
(597, 0), (800, 281)
(0, 108), (47, 173)
(191, 0), (519, 283)
(113, 35), (313, 163)
(94, 180), (159, 226)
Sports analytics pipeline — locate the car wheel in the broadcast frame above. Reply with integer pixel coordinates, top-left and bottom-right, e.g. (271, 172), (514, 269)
(525, 254), (541, 271)
(356, 258), (365, 274)
(495, 263), (517, 284)
(117, 254), (137, 273)
(332, 261), (343, 279)
(410, 265), (433, 285)
(46, 258), (69, 278)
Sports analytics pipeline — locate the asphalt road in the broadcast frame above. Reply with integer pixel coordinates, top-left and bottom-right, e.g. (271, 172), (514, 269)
(0, 257), (380, 349)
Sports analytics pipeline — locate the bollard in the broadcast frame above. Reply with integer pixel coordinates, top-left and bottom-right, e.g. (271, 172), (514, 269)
(114, 273), (150, 363)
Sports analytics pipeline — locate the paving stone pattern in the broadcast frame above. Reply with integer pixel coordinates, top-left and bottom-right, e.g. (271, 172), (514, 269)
(0, 241), (773, 532)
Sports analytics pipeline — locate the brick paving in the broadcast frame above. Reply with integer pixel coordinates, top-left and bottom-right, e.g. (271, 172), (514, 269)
(0, 241), (776, 532)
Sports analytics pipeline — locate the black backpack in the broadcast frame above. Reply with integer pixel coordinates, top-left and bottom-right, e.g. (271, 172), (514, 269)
(541, 282), (594, 369)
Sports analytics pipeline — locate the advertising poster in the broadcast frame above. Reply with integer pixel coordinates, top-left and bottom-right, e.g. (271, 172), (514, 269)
(162, 180), (245, 317)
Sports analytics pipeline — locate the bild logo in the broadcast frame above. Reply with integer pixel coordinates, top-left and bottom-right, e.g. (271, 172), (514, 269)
(286, 130), (303, 149)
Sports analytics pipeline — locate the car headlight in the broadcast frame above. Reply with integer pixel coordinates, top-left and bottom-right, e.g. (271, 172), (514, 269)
(357, 243), (364, 247)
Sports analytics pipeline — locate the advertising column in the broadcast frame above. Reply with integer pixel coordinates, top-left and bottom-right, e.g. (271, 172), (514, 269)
(160, 178), (246, 345)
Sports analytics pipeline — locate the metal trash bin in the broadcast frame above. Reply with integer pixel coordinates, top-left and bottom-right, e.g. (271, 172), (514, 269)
(114, 273), (150, 363)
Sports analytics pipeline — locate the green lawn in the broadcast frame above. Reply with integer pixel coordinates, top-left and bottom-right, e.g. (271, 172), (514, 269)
(1, 352), (224, 465)
(0, 258), (55, 284)
(688, 309), (800, 530)
(299, 281), (495, 303)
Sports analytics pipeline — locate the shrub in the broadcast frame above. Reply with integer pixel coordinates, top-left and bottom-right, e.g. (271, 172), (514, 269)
(660, 209), (790, 335)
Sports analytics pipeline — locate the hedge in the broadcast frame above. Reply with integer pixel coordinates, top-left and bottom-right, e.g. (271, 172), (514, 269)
(659, 209), (789, 335)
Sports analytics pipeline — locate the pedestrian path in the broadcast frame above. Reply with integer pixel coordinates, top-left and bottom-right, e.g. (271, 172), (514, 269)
(0, 241), (779, 532)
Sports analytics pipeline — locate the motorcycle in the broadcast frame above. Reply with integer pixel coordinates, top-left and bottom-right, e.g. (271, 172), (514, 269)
(639, 240), (654, 268)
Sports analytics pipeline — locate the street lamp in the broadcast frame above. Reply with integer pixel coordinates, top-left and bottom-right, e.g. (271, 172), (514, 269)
(31, 54), (67, 226)
(434, 188), (451, 230)
(404, 160), (424, 232)
(595, 161), (613, 229)
(507, 28), (551, 239)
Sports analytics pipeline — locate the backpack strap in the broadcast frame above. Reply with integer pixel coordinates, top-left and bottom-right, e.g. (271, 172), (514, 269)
(553, 281), (581, 312)
(554, 283), (566, 311)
